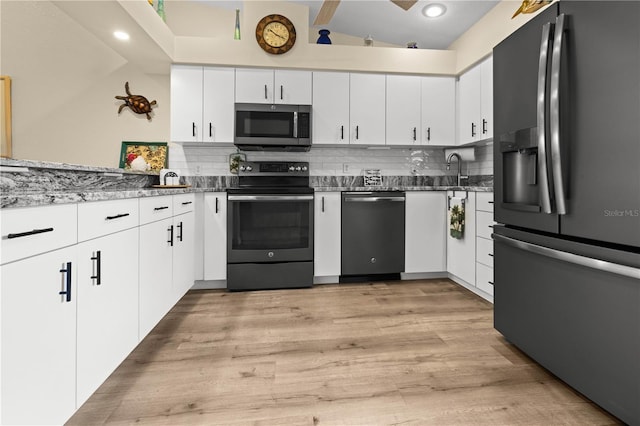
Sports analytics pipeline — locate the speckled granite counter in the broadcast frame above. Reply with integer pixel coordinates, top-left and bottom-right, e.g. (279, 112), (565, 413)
(1, 159), (492, 209)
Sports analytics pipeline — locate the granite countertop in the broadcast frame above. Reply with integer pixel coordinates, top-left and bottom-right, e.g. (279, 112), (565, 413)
(1, 158), (493, 209)
(313, 186), (493, 192)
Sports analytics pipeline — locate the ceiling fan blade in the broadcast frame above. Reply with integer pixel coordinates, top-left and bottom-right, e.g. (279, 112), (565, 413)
(313, 0), (341, 26)
(390, 0), (418, 11)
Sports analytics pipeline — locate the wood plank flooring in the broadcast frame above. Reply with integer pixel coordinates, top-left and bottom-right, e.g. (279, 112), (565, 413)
(67, 279), (620, 425)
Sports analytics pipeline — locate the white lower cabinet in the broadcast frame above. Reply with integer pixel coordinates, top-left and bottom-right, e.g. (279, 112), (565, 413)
(314, 192), (341, 277)
(203, 192), (227, 280)
(1, 245), (78, 425)
(76, 228), (139, 408)
(446, 191), (476, 285)
(405, 192), (447, 273)
(139, 197), (174, 339)
(172, 194), (196, 300)
(475, 192), (495, 298)
(0, 194), (199, 425)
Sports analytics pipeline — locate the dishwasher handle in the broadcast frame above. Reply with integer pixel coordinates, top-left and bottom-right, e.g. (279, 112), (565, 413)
(343, 196), (405, 202)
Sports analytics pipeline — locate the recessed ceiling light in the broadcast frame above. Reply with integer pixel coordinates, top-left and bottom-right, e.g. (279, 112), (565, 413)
(113, 31), (130, 41)
(422, 3), (447, 18)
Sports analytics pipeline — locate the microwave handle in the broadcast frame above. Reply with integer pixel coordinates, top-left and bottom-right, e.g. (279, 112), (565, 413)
(293, 111), (298, 138)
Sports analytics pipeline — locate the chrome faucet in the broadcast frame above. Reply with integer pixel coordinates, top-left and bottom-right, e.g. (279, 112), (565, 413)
(446, 153), (468, 187)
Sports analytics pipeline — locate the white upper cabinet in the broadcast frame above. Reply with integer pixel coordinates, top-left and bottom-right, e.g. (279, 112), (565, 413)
(457, 56), (493, 144)
(457, 63), (482, 144)
(421, 76), (456, 146)
(349, 73), (386, 145)
(235, 68), (311, 104)
(274, 70), (312, 104)
(171, 65), (234, 143)
(386, 75), (421, 146)
(312, 71), (350, 145)
(479, 57), (493, 139)
(203, 67), (235, 143)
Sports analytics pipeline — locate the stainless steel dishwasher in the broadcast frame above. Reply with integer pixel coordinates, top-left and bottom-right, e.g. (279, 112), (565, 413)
(341, 191), (405, 281)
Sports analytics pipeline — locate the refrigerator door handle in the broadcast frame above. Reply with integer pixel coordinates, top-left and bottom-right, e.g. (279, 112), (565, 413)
(550, 13), (568, 215)
(537, 22), (554, 214)
(493, 234), (640, 280)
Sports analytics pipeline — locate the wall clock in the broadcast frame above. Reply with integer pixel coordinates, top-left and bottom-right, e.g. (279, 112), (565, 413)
(255, 14), (296, 55)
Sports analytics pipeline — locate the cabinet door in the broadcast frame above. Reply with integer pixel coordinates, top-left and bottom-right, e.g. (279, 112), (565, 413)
(480, 56), (493, 139)
(235, 68), (273, 104)
(274, 70), (312, 104)
(314, 192), (341, 276)
(350, 73), (386, 145)
(312, 72), (350, 145)
(457, 64), (481, 144)
(386, 75), (421, 146)
(421, 76), (456, 146)
(76, 228), (139, 408)
(203, 193), (227, 280)
(1, 246), (77, 425)
(171, 65), (203, 142)
(173, 211), (195, 300)
(405, 192), (447, 273)
(203, 67), (235, 143)
(139, 218), (173, 339)
(446, 191), (476, 284)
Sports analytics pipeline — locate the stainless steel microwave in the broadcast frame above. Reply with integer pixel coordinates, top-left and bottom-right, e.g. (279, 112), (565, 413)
(234, 103), (311, 151)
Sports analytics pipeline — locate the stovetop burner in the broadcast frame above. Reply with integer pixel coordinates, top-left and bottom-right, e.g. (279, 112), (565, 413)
(235, 161), (311, 190)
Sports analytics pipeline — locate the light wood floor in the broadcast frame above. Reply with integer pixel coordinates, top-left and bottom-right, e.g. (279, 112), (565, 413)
(68, 279), (620, 425)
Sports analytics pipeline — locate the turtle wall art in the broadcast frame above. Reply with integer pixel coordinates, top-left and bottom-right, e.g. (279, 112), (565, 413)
(115, 82), (156, 120)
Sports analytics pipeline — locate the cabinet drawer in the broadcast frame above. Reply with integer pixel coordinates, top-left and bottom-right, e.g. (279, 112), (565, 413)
(1, 203), (78, 265)
(476, 262), (494, 296)
(476, 210), (495, 240)
(476, 236), (493, 267)
(139, 196), (173, 225)
(173, 193), (195, 215)
(77, 198), (139, 242)
(476, 192), (494, 213)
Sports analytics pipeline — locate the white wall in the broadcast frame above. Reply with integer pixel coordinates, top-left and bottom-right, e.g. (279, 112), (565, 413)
(1, 0), (170, 167)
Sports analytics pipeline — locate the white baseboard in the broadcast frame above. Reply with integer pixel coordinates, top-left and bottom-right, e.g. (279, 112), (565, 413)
(447, 273), (494, 303)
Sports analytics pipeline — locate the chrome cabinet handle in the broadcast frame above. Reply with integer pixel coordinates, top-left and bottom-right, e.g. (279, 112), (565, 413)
(413, 127), (417, 141)
(550, 14), (567, 215)
(537, 22), (554, 214)
(321, 196), (325, 212)
(168, 225), (174, 247)
(493, 233), (640, 280)
(427, 127), (431, 142)
(264, 84), (268, 100)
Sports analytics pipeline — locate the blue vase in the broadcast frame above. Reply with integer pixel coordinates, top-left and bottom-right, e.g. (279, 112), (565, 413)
(317, 29), (332, 44)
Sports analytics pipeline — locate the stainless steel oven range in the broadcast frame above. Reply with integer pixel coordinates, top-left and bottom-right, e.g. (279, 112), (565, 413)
(226, 161), (314, 291)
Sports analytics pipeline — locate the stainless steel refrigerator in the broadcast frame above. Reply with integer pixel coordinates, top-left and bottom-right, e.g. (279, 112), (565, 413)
(492, 2), (639, 424)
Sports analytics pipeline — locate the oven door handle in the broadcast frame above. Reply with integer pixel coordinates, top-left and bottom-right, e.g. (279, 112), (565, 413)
(227, 195), (314, 201)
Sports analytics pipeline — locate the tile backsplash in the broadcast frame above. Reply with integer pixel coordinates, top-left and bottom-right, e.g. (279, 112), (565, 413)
(168, 143), (493, 177)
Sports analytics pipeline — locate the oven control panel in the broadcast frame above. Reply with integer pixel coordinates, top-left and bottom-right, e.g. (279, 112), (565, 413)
(239, 161), (309, 176)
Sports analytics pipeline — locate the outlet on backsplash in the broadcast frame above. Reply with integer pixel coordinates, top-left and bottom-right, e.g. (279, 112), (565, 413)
(343, 164), (350, 173)
(195, 165), (201, 175)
